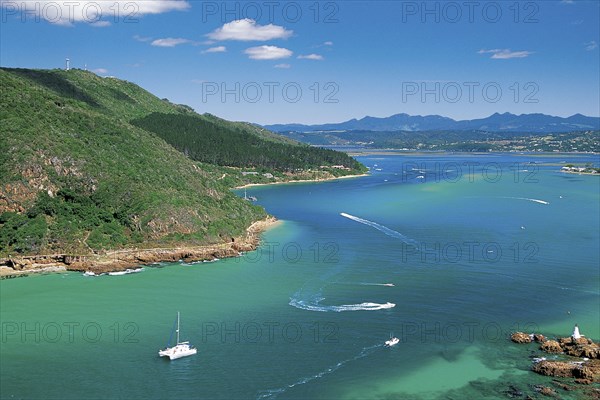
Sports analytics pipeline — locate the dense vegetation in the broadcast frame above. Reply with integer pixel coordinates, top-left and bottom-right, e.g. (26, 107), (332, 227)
(132, 113), (365, 172)
(0, 68), (364, 256)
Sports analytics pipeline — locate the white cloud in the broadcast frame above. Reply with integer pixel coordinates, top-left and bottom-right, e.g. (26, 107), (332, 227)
(1, 1), (190, 26)
(585, 41), (598, 51)
(323, 41), (333, 46)
(90, 20), (111, 27)
(560, 0), (574, 4)
(202, 46), (227, 54)
(151, 37), (191, 47)
(133, 34), (153, 42)
(208, 18), (292, 41)
(298, 53), (324, 60)
(478, 49), (533, 59)
(244, 45), (292, 60)
(92, 68), (108, 74)
(274, 63), (291, 69)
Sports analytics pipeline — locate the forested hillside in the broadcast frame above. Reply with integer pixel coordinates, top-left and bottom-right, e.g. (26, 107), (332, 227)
(132, 113), (365, 172)
(0, 68), (364, 256)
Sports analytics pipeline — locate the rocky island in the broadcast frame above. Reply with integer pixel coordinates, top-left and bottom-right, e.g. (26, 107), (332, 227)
(511, 325), (600, 398)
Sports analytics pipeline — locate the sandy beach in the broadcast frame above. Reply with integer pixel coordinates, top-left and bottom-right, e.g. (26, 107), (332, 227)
(234, 173), (369, 189)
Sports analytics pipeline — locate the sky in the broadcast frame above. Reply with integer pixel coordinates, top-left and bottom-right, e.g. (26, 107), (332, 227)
(1, 0), (599, 125)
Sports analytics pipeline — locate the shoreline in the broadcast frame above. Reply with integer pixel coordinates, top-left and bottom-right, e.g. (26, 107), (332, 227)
(0, 216), (281, 278)
(234, 173), (369, 189)
(561, 170), (600, 176)
(345, 149), (600, 157)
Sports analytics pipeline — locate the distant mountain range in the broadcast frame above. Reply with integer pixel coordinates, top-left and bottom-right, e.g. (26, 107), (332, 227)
(264, 112), (600, 133)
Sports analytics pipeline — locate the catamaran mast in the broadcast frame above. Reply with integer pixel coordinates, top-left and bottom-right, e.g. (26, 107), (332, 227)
(176, 311), (180, 344)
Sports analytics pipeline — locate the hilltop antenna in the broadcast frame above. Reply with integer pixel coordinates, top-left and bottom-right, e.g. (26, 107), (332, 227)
(65, 58), (70, 71)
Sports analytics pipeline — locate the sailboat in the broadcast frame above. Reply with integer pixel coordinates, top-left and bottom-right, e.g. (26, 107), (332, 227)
(158, 312), (197, 360)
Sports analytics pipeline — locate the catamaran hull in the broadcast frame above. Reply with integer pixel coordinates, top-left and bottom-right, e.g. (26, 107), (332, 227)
(159, 349), (197, 360)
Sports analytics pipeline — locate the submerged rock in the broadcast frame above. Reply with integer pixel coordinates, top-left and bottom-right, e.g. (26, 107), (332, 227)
(503, 385), (524, 398)
(533, 385), (557, 397)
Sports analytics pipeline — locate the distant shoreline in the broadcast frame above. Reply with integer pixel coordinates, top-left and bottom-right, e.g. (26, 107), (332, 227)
(233, 173), (369, 189)
(344, 149), (600, 157)
(561, 170), (600, 176)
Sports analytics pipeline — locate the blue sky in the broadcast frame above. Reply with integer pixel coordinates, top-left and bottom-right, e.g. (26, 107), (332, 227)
(1, 0), (599, 124)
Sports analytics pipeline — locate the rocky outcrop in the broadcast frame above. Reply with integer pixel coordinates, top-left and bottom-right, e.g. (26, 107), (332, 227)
(532, 360), (584, 378)
(511, 329), (600, 392)
(558, 337), (600, 359)
(516, 333), (600, 359)
(534, 334), (546, 343)
(541, 340), (563, 354)
(532, 359), (600, 383)
(511, 332), (532, 343)
(0, 216), (279, 276)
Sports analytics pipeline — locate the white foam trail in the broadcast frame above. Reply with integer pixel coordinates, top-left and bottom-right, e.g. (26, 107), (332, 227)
(500, 196), (549, 205)
(359, 282), (395, 287)
(559, 287), (600, 295)
(257, 343), (383, 399)
(340, 212), (418, 246)
(289, 297), (395, 312)
(334, 282), (395, 287)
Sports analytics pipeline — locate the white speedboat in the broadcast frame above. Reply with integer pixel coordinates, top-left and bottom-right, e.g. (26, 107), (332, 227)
(159, 312), (197, 360)
(385, 334), (400, 347)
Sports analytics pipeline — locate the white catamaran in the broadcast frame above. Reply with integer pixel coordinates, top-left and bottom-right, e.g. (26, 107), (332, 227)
(158, 312), (197, 360)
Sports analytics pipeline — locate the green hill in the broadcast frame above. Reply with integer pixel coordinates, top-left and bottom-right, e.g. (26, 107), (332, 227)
(131, 112), (366, 171)
(0, 68), (364, 256)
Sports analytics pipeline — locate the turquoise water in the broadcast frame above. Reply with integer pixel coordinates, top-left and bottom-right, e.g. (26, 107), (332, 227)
(1, 153), (599, 399)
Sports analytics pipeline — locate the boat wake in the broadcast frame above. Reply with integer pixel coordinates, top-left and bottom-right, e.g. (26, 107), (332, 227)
(500, 196), (550, 205)
(340, 213), (418, 246)
(334, 282), (395, 287)
(289, 296), (395, 312)
(256, 343), (383, 399)
(360, 282), (395, 287)
(559, 287), (600, 295)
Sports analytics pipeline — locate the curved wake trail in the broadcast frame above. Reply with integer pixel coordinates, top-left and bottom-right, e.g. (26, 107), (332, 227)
(289, 297), (395, 312)
(340, 212), (418, 246)
(256, 343), (383, 399)
(500, 196), (550, 205)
